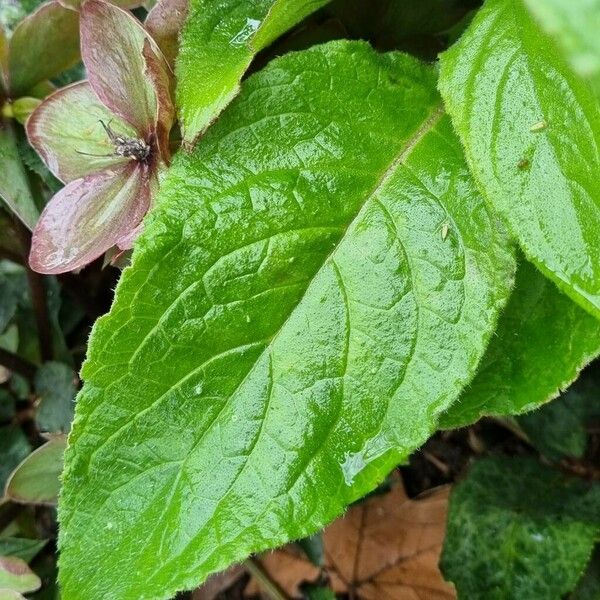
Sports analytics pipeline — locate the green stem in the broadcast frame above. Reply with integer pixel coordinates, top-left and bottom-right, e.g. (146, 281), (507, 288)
(11, 218), (53, 362)
(244, 558), (290, 600)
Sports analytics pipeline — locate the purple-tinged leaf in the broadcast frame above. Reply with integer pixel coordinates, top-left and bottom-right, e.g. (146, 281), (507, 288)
(29, 163), (150, 274)
(80, 0), (173, 139)
(58, 0), (143, 9)
(145, 0), (188, 68)
(26, 81), (137, 183)
(0, 122), (38, 230)
(141, 40), (174, 162)
(0, 556), (41, 594)
(8, 1), (80, 97)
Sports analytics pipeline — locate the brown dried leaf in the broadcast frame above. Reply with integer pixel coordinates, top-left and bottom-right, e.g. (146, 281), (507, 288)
(246, 478), (455, 599)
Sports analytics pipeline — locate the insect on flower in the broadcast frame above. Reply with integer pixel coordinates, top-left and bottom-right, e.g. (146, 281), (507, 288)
(76, 120), (152, 162)
(26, 0), (174, 274)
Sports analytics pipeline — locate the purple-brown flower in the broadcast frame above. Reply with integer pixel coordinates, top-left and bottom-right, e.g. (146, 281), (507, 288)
(26, 0), (174, 274)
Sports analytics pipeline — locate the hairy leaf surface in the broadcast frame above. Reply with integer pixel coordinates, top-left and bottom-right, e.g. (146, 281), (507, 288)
(441, 259), (600, 428)
(441, 457), (600, 599)
(177, 0), (330, 143)
(59, 42), (513, 599)
(439, 0), (600, 318)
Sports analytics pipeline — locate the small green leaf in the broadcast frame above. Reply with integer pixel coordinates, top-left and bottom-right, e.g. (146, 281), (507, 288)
(177, 0), (331, 142)
(59, 42), (514, 599)
(0, 389), (15, 422)
(34, 362), (76, 434)
(0, 590), (26, 600)
(15, 133), (61, 195)
(0, 123), (38, 230)
(524, 0), (600, 94)
(5, 436), (66, 506)
(0, 556), (41, 594)
(439, 0), (600, 318)
(441, 457), (600, 599)
(296, 533), (324, 566)
(8, 1), (80, 96)
(0, 275), (18, 333)
(0, 426), (30, 491)
(0, 539), (47, 564)
(518, 371), (600, 461)
(7, 97), (40, 125)
(440, 259), (600, 428)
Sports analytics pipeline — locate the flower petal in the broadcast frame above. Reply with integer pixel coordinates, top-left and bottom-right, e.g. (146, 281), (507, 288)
(8, 1), (80, 96)
(26, 81), (138, 183)
(141, 39), (174, 162)
(29, 164), (150, 274)
(80, 0), (173, 138)
(145, 0), (188, 68)
(58, 0), (143, 10)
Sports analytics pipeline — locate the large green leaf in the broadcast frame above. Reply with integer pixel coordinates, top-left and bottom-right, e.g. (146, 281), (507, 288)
(177, 0), (330, 143)
(441, 457), (600, 599)
(524, 0), (600, 95)
(59, 42), (514, 599)
(0, 123), (38, 230)
(438, 0), (600, 318)
(440, 259), (600, 428)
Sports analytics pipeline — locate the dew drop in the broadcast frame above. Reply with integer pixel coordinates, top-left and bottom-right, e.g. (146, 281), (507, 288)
(340, 450), (367, 486)
(229, 18), (261, 47)
(340, 432), (394, 486)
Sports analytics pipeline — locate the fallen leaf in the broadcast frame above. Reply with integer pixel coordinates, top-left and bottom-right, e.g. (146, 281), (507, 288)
(246, 477), (455, 599)
(192, 565), (244, 600)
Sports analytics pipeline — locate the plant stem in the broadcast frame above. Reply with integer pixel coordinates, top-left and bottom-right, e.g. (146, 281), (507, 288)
(25, 267), (54, 362)
(491, 416), (532, 445)
(244, 557), (290, 600)
(0, 347), (37, 381)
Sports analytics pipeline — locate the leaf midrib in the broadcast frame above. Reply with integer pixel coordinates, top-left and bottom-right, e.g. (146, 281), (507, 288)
(146, 102), (446, 582)
(63, 102), (446, 579)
